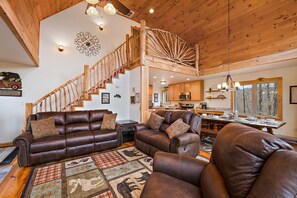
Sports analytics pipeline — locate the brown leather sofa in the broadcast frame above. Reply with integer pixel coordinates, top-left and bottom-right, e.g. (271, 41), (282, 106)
(134, 110), (202, 157)
(14, 110), (122, 167)
(141, 123), (297, 198)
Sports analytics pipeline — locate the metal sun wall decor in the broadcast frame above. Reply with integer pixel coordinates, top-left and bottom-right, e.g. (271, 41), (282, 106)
(74, 32), (101, 57)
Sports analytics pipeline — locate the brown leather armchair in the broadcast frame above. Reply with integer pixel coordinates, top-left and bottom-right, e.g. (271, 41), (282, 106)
(134, 110), (202, 157)
(14, 110), (122, 167)
(141, 123), (297, 198)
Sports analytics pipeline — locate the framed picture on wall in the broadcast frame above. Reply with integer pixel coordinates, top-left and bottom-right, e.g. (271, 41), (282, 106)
(290, 86), (297, 104)
(101, 93), (110, 104)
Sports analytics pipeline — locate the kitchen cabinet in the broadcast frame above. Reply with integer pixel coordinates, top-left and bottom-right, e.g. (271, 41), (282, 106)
(190, 80), (204, 101)
(168, 80), (204, 101)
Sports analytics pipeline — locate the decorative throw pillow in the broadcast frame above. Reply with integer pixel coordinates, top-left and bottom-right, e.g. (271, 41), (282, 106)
(147, 113), (165, 130)
(166, 118), (190, 139)
(101, 113), (117, 130)
(30, 117), (58, 139)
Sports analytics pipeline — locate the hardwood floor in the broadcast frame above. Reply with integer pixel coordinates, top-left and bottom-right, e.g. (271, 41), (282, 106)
(0, 142), (209, 198)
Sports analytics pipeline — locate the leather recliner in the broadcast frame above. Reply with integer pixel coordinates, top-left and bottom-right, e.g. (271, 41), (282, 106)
(14, 109), (122, 167)
(134, 110), (202, 157)
(141, 123), (297, 198)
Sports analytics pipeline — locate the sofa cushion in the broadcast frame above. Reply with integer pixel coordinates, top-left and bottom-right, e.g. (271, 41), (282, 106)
(166, 118), (190, 139)
(66, 111), (89, 124)
(66, 123), (90, 134)
(141, 172), (202, 198)
(147, 113), (165, 130)
(101, 113), (117, 130)
(31, 135), (66, 154)
(92, 129), (118, 142)
(149, 133), (171, 152)
(66, 131), (94, 147)
(30, 117), (59, 139)
(170, 111), (193, 124)
(36, 112), (66, 134)
(89, 110), (111, 122)
(156, 110), (173, 124)
(136, 129), (159, 144)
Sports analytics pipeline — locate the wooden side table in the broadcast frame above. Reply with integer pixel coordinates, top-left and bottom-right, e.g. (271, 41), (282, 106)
(117, 120), (139, 142)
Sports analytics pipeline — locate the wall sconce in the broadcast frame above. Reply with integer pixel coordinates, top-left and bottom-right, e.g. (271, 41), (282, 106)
(58, 45), (64, 52)
(98, 24), (104, 31)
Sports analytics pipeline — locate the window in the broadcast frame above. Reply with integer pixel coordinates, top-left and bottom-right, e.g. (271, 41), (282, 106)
(233, 77), (282, 120)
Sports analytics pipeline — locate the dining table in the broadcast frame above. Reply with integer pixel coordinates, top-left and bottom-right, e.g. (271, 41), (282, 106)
(201, 115), (286, 134)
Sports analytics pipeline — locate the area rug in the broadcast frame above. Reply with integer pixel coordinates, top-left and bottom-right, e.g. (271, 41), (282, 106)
(0, 147), (18, 165)
(22, 146), (153, 198)
(0, 166), (12, 183)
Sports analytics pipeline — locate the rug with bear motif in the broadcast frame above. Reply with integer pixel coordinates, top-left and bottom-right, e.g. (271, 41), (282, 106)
(22, 146), (153, 198)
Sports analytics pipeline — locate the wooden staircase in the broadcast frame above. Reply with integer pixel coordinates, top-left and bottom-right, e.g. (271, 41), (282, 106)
(25, 34), (134, 126)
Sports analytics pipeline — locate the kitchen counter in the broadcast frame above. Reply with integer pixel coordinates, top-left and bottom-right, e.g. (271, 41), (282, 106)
(194, 108), (231, 115)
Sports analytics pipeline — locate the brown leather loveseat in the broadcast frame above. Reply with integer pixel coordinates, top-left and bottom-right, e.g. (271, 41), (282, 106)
(141, 123), (297, 198)
(134, 110), (202, 157)
(14, 109), (122, 167)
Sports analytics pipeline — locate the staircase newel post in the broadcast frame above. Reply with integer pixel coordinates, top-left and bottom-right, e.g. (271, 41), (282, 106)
(195, 44), (200, 76)
(24, 103), (33, 132)
(83, 65), (89, 100)
(140, 20), (149, 123)
(126, 34), (130, 68)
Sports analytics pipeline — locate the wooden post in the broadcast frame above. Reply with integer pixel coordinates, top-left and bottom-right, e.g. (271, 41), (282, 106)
(139, 20), (149, 123)
(126, 34), (130, 68)
(24, 103), (33, 131)
(195, 44), (199, 76)
(83, 65), (89, 99)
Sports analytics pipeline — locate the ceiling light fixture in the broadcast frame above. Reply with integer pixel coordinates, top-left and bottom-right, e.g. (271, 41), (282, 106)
(160, 80), (167, 85)
(186, 78), (190, 81)
(217, 0), (240, 91)
(170, 76), (174, 78)
(98, 24), (104, 31)
(86, 0), (98, 4)
(104, 1), (117, 15)
(149, 8), (154, 14)
(86, 5), (99, 17)
(58, 45), (64, 52)
(153, 76), (157, 79)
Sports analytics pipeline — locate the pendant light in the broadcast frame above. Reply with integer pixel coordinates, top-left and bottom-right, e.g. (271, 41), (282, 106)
(104, 0), (117, 15)
(86, 5), (99, 17)
(217, 0), (240, 91)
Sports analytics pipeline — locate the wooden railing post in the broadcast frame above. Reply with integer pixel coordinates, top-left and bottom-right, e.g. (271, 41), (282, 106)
(195, 44), (200, 76)
(126, 34), (130, 68)
(83, 65), (89, 99)
(24, 103), (33, 131)
(139, 20), (149, 123)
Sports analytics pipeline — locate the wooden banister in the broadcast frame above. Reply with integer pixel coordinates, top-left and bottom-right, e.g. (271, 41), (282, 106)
(83, 65), (89, 99)
(24, 103), (33, 131)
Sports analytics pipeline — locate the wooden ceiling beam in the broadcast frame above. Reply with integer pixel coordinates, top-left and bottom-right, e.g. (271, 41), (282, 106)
(0, 0), (39, 66)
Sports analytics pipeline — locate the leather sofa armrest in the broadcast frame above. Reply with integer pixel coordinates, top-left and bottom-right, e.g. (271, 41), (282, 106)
(13, 131), (33, 167)
(153, 152), (207, 186)
(171, 133), (200, 146)
(134, 124), (149, 132)
(115, 124), (123, 146)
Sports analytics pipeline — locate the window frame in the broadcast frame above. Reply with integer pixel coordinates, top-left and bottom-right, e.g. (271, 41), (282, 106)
(231, 77), (283, 120)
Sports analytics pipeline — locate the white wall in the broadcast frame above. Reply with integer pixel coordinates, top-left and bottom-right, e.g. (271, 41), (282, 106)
(0, 2), (138, 143)
(76, 72), (130, 120)
(129, 67), (141, 122)
(203, 65), (297, 137)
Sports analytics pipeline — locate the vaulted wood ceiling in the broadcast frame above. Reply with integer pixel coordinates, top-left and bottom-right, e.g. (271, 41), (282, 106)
(1, 0), (297, 71)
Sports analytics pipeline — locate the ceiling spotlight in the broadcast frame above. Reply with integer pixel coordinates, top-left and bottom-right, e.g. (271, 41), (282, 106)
(86, 5), (99, 17)
(86, 0), (99, 4)
(104, 1), (117, 15)
(99, 24), (104, 31)
(160, 80), (167, 85)
(170, 76), (174, 78)
(153, 76), (157, 79)
(58, 45), (64, 52)
(186, 78), (190, 81)
(149, 8), (154, 14)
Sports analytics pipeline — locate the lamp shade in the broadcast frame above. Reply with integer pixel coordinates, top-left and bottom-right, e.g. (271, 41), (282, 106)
(86, 6), (99, 17)
(104, 2), (117, 15)
(86, 0), (99, 4)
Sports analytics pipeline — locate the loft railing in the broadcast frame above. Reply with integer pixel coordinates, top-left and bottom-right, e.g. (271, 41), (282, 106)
(145, 28), (197, 68)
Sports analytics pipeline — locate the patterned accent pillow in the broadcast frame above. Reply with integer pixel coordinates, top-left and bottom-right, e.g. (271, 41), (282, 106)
(101, 113), (117, 130)
(147, 113), (165, 130)
(30, 117), (58, 139)
(166, 118), (190, 139)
